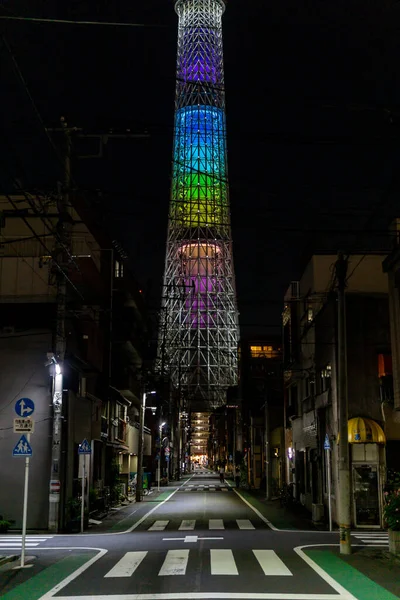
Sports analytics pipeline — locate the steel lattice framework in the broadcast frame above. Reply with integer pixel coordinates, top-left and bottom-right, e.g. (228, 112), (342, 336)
(158, 0), (238, 410)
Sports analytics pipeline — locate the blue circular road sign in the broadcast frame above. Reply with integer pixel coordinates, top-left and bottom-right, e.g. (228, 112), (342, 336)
(15, 397), (35, 418)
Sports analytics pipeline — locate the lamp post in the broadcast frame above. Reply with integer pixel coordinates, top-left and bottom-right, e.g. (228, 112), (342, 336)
(136, 391), (156, 502)
(158, 422), (166, 491)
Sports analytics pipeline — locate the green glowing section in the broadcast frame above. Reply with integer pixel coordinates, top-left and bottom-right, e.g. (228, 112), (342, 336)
(170, 106), (228, 228)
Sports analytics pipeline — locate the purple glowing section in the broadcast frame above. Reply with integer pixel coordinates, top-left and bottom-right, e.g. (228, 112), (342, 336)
(179, 31), (219, 84)
(179, 242), (222, 329)
(184, 276), (222, 329)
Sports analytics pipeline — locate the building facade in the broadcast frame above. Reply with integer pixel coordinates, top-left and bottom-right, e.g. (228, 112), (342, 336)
(283, 254), (400, 528)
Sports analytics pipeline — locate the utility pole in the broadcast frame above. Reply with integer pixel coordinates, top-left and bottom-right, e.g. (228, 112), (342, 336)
(264, 396), (271, 500)
(136, 391), (146, 502)
(48, 117), (73, 532)
(336, 251), (352, 555)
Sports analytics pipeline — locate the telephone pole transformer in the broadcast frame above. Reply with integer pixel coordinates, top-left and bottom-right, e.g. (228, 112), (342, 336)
(159, 0), (239, 411)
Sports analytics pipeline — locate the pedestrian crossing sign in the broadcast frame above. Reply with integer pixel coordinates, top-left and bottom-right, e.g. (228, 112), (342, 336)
(13, 434), (33, 457)
(78, 438), (91, 455)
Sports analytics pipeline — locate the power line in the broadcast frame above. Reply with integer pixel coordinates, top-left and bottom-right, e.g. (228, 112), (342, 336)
(0, 14), (167, 28)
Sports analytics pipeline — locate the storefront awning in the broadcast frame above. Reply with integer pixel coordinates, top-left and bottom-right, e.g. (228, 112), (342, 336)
(345, 417), (386, 444)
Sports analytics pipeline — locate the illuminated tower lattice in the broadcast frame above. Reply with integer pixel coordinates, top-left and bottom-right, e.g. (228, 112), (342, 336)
(159, 0), (239, 410)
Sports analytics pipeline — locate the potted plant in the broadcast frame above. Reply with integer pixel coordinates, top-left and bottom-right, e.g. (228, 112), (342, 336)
(0, 515), (11, 533)
(383, 471), (400, 556)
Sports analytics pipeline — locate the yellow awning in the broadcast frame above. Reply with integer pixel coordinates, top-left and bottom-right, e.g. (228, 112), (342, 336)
(341, 417), (386, 444)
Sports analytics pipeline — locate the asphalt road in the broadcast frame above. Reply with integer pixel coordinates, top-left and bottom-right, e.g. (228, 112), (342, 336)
(0, 468), (389, 600)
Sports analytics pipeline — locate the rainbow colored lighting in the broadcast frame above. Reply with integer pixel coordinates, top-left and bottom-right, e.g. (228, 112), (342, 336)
(171, 106), (228, 228)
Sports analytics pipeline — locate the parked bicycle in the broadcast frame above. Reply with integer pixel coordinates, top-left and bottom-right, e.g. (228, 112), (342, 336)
(279, 482), (295, 508)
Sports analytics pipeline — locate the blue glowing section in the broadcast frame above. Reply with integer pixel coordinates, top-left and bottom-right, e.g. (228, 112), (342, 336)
(174, 105), (226, 178)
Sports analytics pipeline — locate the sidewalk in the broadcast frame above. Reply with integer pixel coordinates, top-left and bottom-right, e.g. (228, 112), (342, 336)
(240, 485), (400, 599)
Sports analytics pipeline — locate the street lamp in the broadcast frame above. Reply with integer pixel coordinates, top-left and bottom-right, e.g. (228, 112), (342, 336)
(136, 390), (156, 502)
(158, 422), (166, 491)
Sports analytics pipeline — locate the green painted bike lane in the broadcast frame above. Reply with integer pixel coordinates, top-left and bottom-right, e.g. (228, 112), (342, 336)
(1, 552), (97, 600)
(306, 549), (400, 600)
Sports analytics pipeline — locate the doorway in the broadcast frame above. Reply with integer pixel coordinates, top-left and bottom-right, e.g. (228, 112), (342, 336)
(352, 463), (381, 528)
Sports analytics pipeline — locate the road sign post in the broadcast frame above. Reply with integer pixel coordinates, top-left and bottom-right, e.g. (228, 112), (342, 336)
(13, 398), (35, 570)
(78, 439), (91, 533)
(324, 433), (332, 532)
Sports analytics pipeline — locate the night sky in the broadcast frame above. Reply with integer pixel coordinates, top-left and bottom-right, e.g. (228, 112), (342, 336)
(2, 0), (400, 336)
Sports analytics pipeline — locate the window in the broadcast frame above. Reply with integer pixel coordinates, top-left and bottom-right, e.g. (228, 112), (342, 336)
(115, 260), (124, 278)
(250, 345), (279, 359)
(319, 364), (332, 393)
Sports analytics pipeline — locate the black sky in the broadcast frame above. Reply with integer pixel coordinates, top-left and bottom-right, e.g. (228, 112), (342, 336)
(2, 0), (400, 335)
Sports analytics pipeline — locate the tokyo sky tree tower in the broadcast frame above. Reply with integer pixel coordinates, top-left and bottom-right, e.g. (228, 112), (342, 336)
(159, 0), (239, 410)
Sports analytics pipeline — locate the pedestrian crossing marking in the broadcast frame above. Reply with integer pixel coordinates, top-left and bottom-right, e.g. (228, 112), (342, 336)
(149, 520), (169, 531)
(237, 519), (255, 530)
(179, 520), (196, 531)
(159, 549), (189, 576)
(209, 488), (216, 492)
(209, 519), (224, 530)
(0, 543), (39, 547)
(221, 488), (228, 492)
(253, 550), (293, 576)
(104, 551), (147, 578)
(210, 549), (238, 575)
(102, 549), (295, 579)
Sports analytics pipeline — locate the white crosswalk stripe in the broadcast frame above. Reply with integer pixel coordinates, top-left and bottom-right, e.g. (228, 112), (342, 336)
(209, 519), (224, 530)
(104, 551), (147, 578)
(210, 549), (238, 575)
(103, 549), (293, 578)
(236, 519), (255, 530)
(0, 536), (53, 548)
(253, 550), (292, 576)
(148, 520), (169, 531)
(179, 520), (196, 531)
(159, 549), (189, 576)
(352, 532), (388, 545)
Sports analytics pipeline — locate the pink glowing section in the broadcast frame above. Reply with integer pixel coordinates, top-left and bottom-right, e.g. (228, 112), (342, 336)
(178, 242), (222, 329)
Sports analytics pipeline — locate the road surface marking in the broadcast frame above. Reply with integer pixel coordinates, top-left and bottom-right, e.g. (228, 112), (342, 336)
(104, 551), (147, 578)
(179, 520), (196, 530)
(227, 483), (278, 531)
(149, 520), (169, 531)
(89, 518), (102, 525)
(159, 549), (189, 576)
(237, 519), (255, 530)
(210, 549), (238, 575)
(222, 488), (228, 492)
(0, 542), (39, 547)
(209, 519), (224, 530)
(162, 536), (224, 542)
(253, 550), (293, 576)
(209, 488), (216, 492)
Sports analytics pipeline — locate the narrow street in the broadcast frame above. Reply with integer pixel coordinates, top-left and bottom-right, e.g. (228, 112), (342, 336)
(3, 468), (394, 600)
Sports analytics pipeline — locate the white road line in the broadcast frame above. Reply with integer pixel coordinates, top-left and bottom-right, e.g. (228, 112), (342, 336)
(359, 540), (388, 544)
(227, 482), (278, 531)
(295, 544), (358, 600)
(253, 550), (293, 576)
(236, 519), (255, 530)
(159, 549), (189, 576)
(179, 520), (196, 531)
(210, 549), (238, 575)
(0, 537), (52, 540)
(104, 551), (147, 578)
(209, 519), (224, 530)
(149, 520), (169, 531)
(0, 543), (39, 547)
(52, 595), (356, 599)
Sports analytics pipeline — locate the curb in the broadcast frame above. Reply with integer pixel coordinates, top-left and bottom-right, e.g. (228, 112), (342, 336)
(0, 555), (18, 567)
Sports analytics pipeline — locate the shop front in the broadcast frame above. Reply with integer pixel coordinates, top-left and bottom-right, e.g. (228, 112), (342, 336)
(346, 417), (386, 529)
